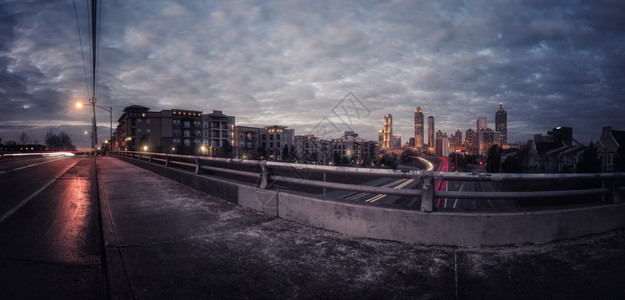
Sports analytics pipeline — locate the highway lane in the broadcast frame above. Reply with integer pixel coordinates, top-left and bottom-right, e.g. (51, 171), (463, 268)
(328, 157), (518, 211)
(439, 165), (519, 210)
(326, 157), (443, 208)
(0, 156), (104, 298)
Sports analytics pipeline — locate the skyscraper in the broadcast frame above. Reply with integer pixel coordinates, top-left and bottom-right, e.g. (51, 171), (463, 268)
(383, 114), (392, 149)
(465, 129), (478, 155)
(477, 117), (487, 131)
(427, 115), (435, 150)
(414, 107), (424, 149)
(495, 103), (507, 145)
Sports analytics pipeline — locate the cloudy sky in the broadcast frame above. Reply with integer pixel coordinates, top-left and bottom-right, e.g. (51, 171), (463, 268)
(1, 0), (624, 149)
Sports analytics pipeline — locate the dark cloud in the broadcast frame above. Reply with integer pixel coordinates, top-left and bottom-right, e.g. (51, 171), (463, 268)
(1, 0), (624, 148)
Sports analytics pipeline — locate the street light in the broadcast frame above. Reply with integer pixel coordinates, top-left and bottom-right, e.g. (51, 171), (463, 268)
(76, 99), (112, 152)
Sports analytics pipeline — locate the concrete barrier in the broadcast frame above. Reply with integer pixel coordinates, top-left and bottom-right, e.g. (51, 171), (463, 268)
(113, 155), (625, 247)
(277, 193), (625, 247)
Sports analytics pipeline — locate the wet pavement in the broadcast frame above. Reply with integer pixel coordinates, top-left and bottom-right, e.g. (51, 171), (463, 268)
(97, 156), (625, 299)
(0, 157), (103, 299)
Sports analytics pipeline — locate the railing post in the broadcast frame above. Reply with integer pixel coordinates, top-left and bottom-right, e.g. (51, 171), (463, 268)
(165, 155), (170, 167)
(148, 153), (152, 163)
(611, 179), (621, 204)
(421, 177), (434, 212)
(260, 160), (269, 189)
(195, 157), (201, 174)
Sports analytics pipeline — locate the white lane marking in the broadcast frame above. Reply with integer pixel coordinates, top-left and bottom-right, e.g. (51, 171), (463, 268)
(453, 182), (465, 209)
(0, 159), (78, 224)
(365, 179), (414, 203)
(1, 157), (66, 174)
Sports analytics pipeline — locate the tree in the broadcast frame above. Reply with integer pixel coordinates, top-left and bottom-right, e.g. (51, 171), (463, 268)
(400, 149), (413, 163)
(309, 151), (318, 164)
(501, 155), (522, 173)
(576, 142), (602, 173)
(486, 145), (501, 173)
(290, 145), (297, 162)
(45, 130), (76, 151)
(255, 146), (267, 160)
(19, 132), (31, 144)
(333, 151), (341, 165)
(221, 141), (233, 158)
(281, 144), (290, 162)
(613, 146), (625, 172)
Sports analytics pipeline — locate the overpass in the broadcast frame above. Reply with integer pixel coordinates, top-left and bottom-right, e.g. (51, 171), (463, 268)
(2, 154), (625, 298)
(111, 151), (625, 247)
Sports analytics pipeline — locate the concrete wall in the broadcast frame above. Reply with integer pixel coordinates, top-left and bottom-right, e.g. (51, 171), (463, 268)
(114, 155), (625, 247)
(278, 193), (625, 247)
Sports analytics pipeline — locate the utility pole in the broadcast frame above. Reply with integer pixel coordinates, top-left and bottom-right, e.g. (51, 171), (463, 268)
(91, 96), (97, 150)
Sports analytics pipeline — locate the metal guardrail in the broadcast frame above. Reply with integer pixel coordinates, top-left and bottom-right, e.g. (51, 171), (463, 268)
(110, 151), (625, 212)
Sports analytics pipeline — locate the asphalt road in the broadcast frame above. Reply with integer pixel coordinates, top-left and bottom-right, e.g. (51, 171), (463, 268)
(0, 156), (103, 299)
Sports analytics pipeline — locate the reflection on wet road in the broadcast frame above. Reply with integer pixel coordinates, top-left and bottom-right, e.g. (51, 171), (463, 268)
(0, 156), (103, 298)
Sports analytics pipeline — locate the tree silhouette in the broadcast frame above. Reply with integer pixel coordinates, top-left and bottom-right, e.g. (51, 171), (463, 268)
(576, 142), (602, 173)
(19, 132), (31, 144)
(281, 144), (290, 161)
(221, 141), (233, 158)
(45, 130), (76, 151)
(501, 155), (522, 173)
(486, 145), (501, 173)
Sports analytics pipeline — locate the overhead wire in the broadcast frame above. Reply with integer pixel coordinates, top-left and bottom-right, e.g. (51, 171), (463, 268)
(72, 0), (90, 100)
(96, 0), (102, 99)
(91, 0), (97, 99)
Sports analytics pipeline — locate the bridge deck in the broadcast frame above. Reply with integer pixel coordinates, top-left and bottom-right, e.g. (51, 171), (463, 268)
(97, 156), (625, 299)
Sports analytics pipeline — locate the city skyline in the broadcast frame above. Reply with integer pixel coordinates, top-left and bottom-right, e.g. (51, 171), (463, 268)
(1, 0), (624, 148)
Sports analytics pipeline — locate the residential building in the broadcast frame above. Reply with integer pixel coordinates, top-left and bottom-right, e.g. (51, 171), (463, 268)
(261, 125), (294, 161)
(526, 141), (584, 172)
(235, 126), (261, 159)
(202, 110), (235, 156)
(597, 126), (625, 172)
(113, 106), (235, 156)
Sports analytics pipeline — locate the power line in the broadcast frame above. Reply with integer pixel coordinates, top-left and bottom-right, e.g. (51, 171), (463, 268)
(91, 0), (97, 99)
(96, 0), (102, 98)
(72, 0), (90, 99)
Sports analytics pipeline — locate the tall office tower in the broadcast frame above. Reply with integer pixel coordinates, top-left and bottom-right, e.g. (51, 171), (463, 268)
(383, 114), (392, 149)
(495, 103), (507, 145)
(477, 117), (487, 131)
(427, 115), (435, 150)
(465, 129), (478, 155)
(450, 129), (463, 149)
(414, 107), (424, 149)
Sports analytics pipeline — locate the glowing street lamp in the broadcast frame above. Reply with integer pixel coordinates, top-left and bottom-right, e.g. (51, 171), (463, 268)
(75, 99), (112, 152)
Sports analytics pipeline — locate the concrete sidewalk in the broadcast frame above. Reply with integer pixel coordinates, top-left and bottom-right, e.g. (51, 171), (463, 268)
(97, 156), (625, 299)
